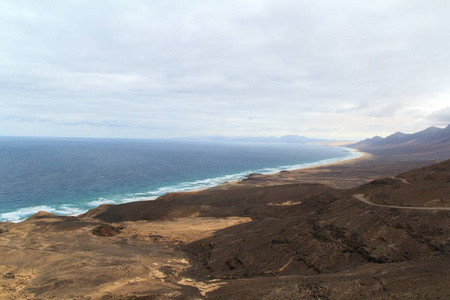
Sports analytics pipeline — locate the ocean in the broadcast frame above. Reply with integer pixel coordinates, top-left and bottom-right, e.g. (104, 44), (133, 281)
(0, 137), (360, 222)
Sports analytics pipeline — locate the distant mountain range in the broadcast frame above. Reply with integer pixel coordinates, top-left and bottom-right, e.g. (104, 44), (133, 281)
(348, 124), (450, 158)
(209, 135), (330, 144)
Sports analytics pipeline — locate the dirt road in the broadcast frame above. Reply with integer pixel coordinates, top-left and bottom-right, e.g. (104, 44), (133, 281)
(352, 194), (450, 211)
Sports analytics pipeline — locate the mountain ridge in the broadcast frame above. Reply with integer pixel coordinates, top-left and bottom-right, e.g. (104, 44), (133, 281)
(348, 124), (450, 158)
(186, 135), (333, 144)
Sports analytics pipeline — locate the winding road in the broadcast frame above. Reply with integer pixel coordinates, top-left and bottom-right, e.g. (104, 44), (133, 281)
(390, 177), (409, 184)
(352, 194), (450, 211)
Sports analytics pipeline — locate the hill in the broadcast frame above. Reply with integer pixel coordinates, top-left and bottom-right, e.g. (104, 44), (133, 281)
(348, 124), (450, 159)
(203, 135), (331, 144)
(1, 158), (449, 299)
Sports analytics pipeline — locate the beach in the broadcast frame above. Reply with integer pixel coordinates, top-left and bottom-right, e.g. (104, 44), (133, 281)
(0, 151), (448, 299)
(0, 138), (360, 223)
(218, 151), (433, 190)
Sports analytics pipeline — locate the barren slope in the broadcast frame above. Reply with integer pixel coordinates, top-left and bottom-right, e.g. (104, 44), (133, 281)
(0, 159), (449, 299)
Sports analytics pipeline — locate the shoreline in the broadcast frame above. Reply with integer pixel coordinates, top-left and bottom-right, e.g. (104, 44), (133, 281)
(1, 152), (447, 299)
(215, 148), (368, 188)
(0, 147), (366, 223)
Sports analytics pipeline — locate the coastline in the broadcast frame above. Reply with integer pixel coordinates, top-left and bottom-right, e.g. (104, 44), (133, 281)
(1, 149), (447, 299)
(233, 151), (435, 190)
(2, 146), (435, 223)
(0, 146), (363, 223)
(215, 148), (369, 189)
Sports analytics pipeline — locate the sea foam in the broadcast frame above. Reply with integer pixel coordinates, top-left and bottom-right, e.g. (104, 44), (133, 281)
(0, 204), (84, 223)
(0, 147), (361, 223)
(89, 147), (362, 207)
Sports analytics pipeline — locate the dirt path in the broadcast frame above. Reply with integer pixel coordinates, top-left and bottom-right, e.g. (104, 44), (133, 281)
(352, 194), (450, 211)
(390, 177), (409, 184)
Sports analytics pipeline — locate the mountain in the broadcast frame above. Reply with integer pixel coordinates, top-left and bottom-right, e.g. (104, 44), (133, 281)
(187, 135), (332, 144)
(348, 124), (450, 158)
(173, 135), (333, 144)
(349, 135), (384, 149)
(226, 135), (329, 144)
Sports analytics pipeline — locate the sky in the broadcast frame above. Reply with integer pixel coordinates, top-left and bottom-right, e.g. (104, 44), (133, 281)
(1, 0), (450, 140)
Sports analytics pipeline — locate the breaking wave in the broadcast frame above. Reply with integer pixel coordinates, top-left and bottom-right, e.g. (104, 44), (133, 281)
(0, 147), (361, 223)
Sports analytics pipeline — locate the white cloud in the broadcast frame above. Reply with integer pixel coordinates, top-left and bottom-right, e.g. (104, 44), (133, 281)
(427, 107), (450, 125)
(0, 0), (449, 139)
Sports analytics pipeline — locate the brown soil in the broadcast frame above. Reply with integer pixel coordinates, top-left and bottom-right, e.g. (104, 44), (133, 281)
(0, 155), (449, 299)
(230, 153), (433, 189)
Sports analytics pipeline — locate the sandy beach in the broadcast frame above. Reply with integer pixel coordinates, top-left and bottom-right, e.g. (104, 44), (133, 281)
(0, 151), (448, 299)
(3, 0), (450, 298)
(220, 151), (433, 190)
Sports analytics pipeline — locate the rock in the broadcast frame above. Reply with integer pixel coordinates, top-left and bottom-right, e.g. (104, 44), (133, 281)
(26, 211), (60, 220)
(92, 224), (122, 237)
(241, 173), (263, 181)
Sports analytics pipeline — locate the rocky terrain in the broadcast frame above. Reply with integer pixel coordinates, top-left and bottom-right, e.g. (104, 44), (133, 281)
(0, 158), (449, 299)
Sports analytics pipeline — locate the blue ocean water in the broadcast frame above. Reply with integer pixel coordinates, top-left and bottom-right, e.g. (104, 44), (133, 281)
(0, 137), (360, 222)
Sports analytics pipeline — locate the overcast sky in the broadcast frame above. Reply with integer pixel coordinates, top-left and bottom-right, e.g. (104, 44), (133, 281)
(1, 0), (449, 140)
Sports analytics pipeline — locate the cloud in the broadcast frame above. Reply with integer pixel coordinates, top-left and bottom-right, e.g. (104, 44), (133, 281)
(0, 0), (450, 139)
(427, 107), (450, 124)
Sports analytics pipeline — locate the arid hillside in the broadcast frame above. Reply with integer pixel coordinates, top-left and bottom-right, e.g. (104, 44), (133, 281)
(348, 125), (450, 159)
(0, 159), (449, 299)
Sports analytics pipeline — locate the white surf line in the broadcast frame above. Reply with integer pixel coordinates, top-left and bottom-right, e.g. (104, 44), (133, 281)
(352, 194), (450, 211)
